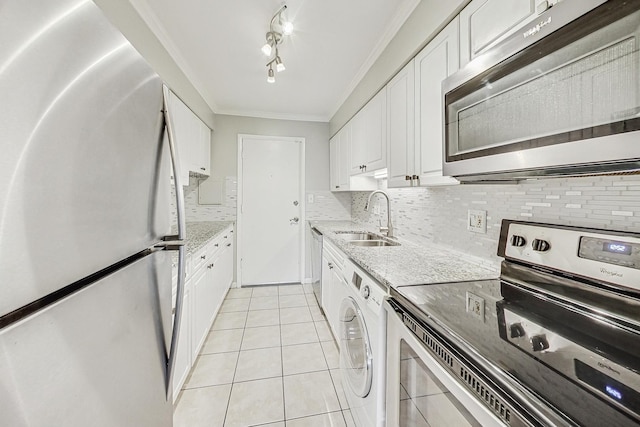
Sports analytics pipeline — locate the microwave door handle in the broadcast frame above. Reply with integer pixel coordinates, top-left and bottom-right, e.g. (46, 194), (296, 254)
(162, 86), (187, 399)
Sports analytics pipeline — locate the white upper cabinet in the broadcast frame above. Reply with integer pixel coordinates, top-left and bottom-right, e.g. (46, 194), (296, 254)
(459, 0), (536, 67)
(414, 17), (460, 186)
(167, 89), (211, 184)
(350, 89), (387, 175)
(330, 124), (352, 192)
(387, 60), (416, 188)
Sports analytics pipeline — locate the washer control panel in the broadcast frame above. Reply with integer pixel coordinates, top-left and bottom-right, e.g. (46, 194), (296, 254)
(344, 260), (387, 315)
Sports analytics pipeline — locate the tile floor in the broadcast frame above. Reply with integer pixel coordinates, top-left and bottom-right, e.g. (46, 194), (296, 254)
(174, 284), (355, 427)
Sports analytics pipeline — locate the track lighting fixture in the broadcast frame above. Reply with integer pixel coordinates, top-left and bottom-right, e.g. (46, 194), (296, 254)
(261, 4), (292, 83)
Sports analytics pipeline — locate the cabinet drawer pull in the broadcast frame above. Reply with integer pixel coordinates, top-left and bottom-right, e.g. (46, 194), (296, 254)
(215, 244), (219, 247)
(200, 255), (206, 260)
(200, 167), (205, 171)
(226, 243), (231, 247)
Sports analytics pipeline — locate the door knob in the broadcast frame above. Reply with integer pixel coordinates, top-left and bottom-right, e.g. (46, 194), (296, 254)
(290, 217), (299, 223)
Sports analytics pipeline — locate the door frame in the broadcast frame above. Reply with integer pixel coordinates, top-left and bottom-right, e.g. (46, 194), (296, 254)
(236, 134), (306, 288)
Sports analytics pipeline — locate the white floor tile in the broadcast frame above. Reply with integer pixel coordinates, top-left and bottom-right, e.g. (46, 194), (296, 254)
(281, 322), (319, 346)
(329, 369), (349, 410)
(278, 284), (304, 295)
(314, 320), (334, 342)
(184, 352), (238, 389)
(282, 342), (327, 376)
(173, 384), (231, 427)
(398, 399), (430, 427)
(226, 288), (253, 299)
(309, 305), (326, 322)
(280, 306), (312, 325)
(225, 377), (284, 427)
(284, 371), (341, 419)
(241, 325), (281, 350)
(303, 284), (314, 294)
(320, 340), (340, 370)
(251, 286), (279, 297)
(212, 312), (247, 331)
(249, 296), (279, 311)
(201, 329), (244, 354)
(234, 347), (282, 383)
(246, 308), (280, 328)
(220, 298), (251, 313)
(279, 294), (308, 308)
(343, 410), (356, 427)
(305, 293), (319, 307)
(286, 411), (346, 427)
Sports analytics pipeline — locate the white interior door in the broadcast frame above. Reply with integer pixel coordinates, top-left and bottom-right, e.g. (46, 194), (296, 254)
(238, 135), (304, 286)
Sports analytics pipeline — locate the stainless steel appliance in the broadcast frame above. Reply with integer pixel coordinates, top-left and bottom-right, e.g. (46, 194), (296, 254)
(311, 226), (324, 308)
(443, 0), (640, 182)
(387, 220), (640, 426)
(0, 1), (186, 425)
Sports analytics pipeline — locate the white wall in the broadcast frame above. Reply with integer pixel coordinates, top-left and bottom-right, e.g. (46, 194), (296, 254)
(329, 0), (469, 135)
(94, 0), (216, 129)
(211, 115), (330, 190)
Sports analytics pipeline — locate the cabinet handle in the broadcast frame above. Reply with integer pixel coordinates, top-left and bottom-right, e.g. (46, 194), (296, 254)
(226, 243), (231, 247)
(224, 235), (228, 239)
(412, 175), (419, 180)
(335, 185), (340, 189)
(200, 167), (205, 171)
(328, 262), (334, 269)
(207, 263), (214, 269)
(405, 175), (411, 180)
(201, 255), (206, 260)
(215, 244), (219, 247)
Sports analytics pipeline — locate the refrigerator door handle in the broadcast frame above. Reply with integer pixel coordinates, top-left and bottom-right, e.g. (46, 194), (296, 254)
(162, 85), (187, 399)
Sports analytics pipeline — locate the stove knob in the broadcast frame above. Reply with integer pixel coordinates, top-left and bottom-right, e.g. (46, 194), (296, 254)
(532, 239), (551, 252)
(530, 334), (549, 352)
(511, 235), (527, 247)
(362, 285), (370, 299)
(509, 323), (526, 338)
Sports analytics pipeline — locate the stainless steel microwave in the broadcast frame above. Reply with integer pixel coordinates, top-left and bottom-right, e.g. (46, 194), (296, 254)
(443, 0), (640, 182)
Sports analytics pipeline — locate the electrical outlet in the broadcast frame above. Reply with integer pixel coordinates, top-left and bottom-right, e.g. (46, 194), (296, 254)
(466, 292), (485, 322)
(468, 209), (487, 233)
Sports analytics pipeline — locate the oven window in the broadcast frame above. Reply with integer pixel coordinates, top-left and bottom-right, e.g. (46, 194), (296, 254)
(399, 340), (481, 427)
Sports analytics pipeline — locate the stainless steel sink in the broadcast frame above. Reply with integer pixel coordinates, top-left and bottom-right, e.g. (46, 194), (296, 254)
(349, 240), (400, 247)
(335, 232), (381, 241)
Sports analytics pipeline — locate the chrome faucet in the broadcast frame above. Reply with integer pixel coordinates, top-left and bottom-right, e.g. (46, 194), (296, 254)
(364, 190), (394, 238)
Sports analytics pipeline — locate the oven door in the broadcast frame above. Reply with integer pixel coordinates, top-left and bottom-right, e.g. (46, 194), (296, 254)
(384, 299), (506, 427)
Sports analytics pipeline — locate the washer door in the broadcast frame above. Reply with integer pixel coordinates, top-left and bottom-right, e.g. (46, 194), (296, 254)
(339, 296), (373, 398)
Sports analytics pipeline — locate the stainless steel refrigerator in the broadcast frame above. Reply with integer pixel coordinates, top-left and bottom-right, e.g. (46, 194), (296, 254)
(0, 1), (187, 425)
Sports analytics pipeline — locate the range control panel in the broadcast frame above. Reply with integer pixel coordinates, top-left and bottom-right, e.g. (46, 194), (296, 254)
(501, 221), (640, 291)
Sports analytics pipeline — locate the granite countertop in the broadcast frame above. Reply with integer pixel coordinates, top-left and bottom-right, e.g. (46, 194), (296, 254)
(171, 221), (234, 270)
(310, 220), (499, 289)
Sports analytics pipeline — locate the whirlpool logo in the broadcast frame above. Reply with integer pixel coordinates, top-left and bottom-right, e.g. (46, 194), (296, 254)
(600, 267), (623, 278)
(597, 362), (621, 376)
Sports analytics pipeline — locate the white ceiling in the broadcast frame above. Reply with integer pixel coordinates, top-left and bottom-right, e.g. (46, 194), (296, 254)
(130, 0), (418, 121)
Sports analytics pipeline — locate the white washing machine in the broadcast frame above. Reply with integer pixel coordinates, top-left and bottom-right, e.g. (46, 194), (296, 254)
(339, 260), (387, 427)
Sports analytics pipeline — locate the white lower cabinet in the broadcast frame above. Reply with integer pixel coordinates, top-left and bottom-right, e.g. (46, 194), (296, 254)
(321, 240), (347, 341)
(172, 225), (235, 400)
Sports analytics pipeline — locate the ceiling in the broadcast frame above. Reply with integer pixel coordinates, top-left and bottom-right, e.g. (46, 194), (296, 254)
(130, 0), (418, 122)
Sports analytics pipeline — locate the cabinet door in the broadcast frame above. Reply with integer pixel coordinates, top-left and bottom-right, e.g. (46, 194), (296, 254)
(350, 110), (367, 175)
(460, 0), (536, 67)
(197, 121), (211, 176)
(172, 284), (191, 401)
(191, 263), (213, 361)
(338, 124), (351, 190)
(329, 135), (340, 191)
(321, 253), (334, 329)
(387, 60), (415, 188)
(415, 17), (460, 186)
(364, 89), (387, 171)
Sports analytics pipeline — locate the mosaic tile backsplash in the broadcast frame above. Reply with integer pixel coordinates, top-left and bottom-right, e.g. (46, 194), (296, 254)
(171, 177), (352, 225)
(352, 175), (640, 265)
